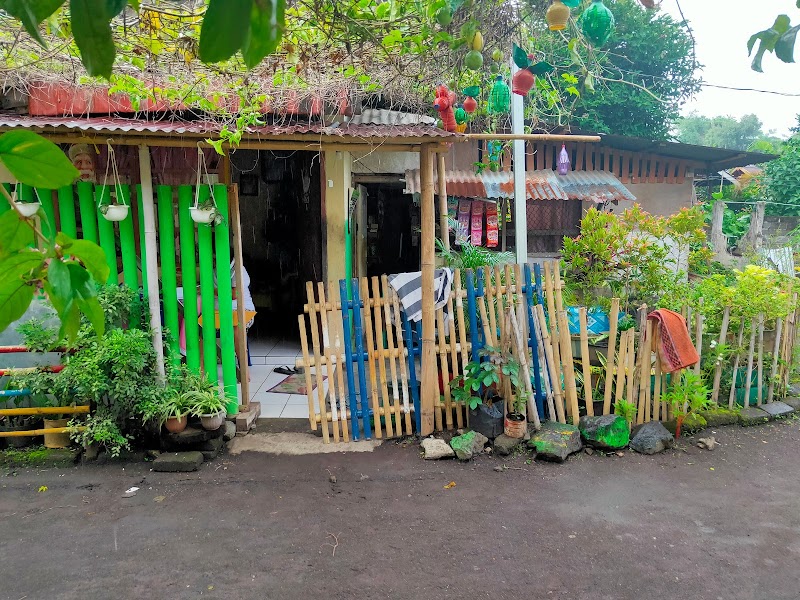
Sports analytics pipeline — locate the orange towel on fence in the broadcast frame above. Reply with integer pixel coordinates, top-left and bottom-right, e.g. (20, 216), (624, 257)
(647, 309), (699, 373)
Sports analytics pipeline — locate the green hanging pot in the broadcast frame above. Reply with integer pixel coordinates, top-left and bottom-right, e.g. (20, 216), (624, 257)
(580, 0), (615, 47)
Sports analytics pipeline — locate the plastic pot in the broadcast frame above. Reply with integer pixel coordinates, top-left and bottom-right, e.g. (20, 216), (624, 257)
(511, 69), (536, 96)
(200, 410), (226, 431)
(101, 204), (129, 222)
(164, 415), (188, 433)
(15, 202), (41, 217)
(43, 418), (70, 449)
(189, 207), (216, 224)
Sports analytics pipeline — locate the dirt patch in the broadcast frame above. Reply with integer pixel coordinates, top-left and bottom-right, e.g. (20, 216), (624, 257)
(228, 431), (383, 455)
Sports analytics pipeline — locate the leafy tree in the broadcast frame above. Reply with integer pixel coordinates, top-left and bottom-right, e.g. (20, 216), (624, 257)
(676, 113), (781, 152)
(529, 0), (700, 139)
(763, 116), (800, 215)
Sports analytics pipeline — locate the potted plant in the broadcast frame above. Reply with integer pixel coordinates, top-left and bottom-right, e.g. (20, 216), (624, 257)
(451, 355), (504, 439)
(99, 201), (129, 222)
(186, 389), (227, 430)
(189, 198), (221, 225)
(68, 412), (130, 458)
(140, 390), (190, 433)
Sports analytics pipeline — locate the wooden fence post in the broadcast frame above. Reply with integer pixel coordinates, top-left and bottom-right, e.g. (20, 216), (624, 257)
(419, 145), (436, 436)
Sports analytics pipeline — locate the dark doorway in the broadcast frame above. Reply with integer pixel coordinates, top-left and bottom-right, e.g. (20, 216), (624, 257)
(364, 184), (420, 277)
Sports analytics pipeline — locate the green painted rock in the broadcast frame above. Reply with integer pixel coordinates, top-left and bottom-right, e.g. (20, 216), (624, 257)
(578, 415), (630, 450)
(449, 430), (488, 461)
(663, 413), (707, 436)
(527, 421), (582, 462)
(698, 407), (739, 427)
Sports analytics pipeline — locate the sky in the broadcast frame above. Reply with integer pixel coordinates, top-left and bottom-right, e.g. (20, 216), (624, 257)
(660, 0), (800, 137)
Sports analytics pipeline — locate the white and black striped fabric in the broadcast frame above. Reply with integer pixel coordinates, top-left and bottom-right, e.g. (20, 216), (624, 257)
(387, 268), (453, 323)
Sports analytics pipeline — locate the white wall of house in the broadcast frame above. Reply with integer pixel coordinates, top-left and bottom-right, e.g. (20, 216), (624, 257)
(610, 179), (696, 217)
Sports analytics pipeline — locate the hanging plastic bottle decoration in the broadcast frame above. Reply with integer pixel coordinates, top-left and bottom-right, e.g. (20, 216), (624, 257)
(489, 75), (510, 114)
(433, 84), (457, 132)
(454, 105), (468, 133)
(557, 144), (571, 176)
(462, 86), (480, 114)
(546, 0), (571, 31)
(580, 0), (615, 47)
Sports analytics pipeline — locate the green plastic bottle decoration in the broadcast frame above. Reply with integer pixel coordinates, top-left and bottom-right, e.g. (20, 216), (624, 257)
(454, 106), (467, 125)
(580, 0), (615, 47)
(489, 75), (510, 114)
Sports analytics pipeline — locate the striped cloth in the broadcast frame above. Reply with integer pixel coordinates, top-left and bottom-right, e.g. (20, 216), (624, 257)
(388, 268), (453, 323)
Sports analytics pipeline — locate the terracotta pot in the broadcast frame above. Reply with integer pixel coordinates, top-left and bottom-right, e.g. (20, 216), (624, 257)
(512, 68), (536, 96)
(43, 418), (70, 449)
(200, 410), (226, 431)
(504, 413), (527, 439)
(165, 415), (188, 433)
(546, 0), (571, 31)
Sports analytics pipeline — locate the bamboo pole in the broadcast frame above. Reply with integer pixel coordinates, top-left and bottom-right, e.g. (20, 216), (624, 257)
(445, 286), (464, 429)
(484, 267), (498, 345)
(536, 304), (565, 423)
(641, 321), (653, 423)
(633, 306), (648, 421)
(382, 276), (405, 435)
(694, 298), (704, 376)
(360, 278), (384, 438)
(298, 314), (318, 432)
(436, 307), (452, 432)
(558, 310), (580, 424)
(711, 306), (731, 404)
(0, 405), (89, 417)
(213, 185), (238, 412)
(306, 283), (330, 442)
(371, 278), (394, 437)
(767, 317), (784, 403)
(510, 305), (541, 430)
(602, 298), (620, 415)
(96, 185), (119, 284)
(743, 317), (758, 408)
(229, 184), (250, 409)
(437, 153), (449, 252)
(626, 329), (636, 409)
(419, 145), (437, 436)
(318, 283), (340, 443)
(653, 330), (662, 421)
(578, 307), (593, 416)
(118, 186), (138, 290)
(613, 329), (628, 406)
(0, 426), (84, 438)
(728, 320), (746, 409)
(465, 133), (601, 142)
(756, 314), (765, 406)
(137, 144), (166, 383)
(392, 291), (414, 434)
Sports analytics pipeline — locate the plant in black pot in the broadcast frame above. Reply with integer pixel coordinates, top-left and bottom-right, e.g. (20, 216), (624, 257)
(451, 346), (528, 439)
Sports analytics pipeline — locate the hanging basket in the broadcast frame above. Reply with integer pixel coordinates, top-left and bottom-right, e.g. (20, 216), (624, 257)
(100, 204), (129, 222)
(15, 202), (41, 217)
(98, 141), (129, 222)
(189, 206), (218, 224)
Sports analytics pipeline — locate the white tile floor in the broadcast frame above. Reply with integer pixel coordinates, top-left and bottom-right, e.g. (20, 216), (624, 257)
(245, 336), (316, 419)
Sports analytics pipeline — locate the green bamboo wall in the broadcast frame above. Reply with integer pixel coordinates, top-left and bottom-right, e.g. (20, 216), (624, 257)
(45, 182), (240, 412)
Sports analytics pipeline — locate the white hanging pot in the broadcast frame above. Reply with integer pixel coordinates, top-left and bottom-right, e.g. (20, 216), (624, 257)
(189, 206), (217, 224)
(100, 204), (129, 222)
(15, 202), (41, 217)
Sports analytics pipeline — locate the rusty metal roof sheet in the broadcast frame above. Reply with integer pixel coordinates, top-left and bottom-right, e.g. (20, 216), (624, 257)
(0, 115), (457, 139)
(404, 168), (635, 202)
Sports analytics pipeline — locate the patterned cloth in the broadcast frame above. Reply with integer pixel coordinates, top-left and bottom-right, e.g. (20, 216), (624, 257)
(387, 268), (453, 323)
(647, 309), (699, 373)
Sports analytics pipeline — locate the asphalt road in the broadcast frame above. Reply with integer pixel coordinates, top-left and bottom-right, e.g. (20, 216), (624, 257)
(1, 417), (799, 600)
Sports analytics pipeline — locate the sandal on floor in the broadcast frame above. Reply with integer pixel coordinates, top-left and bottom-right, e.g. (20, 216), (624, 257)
(274, 366), (295, 375)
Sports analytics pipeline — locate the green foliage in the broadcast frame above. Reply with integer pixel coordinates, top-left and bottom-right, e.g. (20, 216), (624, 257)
(534, 0), (700, 139)
(675, 113), (774, 151)
(763, 124), (800, 216)
(16, 317), (59, 352)
(450, 346), (527, 414)
(68, 412), (130, 457)
(436, 237), (514, 272)
(138, 388), (189, 426)
(0, 130), (79, 187)
(613, 398), (637, 426)
(748, 11), (800, 72)
(663, 371), (711, 416)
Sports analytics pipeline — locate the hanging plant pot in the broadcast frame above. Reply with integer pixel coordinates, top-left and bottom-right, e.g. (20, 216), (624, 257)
(15, 202), (41, 217)
(504, 412), (527, 439)
(546, 0), (571, 31)
(100, 204), (129, 222)
(189, 206), (218, 224)
(164, 415), (188, 434)
(580, 0), (615, 47)
(512, 68), (536, 96)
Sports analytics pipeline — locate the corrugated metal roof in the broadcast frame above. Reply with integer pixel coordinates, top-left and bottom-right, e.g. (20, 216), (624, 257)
(348, 109), (437, 126)
(0, 115), (456, 139)
(404, 168), (635, 202)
